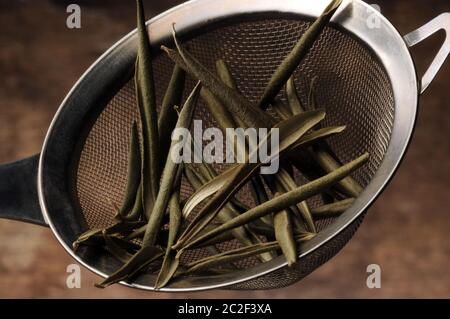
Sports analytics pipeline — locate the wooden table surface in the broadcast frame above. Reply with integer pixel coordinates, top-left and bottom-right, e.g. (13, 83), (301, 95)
(0, 0), (449, 298)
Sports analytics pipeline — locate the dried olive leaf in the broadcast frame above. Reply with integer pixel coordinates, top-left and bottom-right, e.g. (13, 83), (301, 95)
(300, 76), (363, 198)
(272, 94), (346, 233)
(272, 99), (294, 119)
(143, 83), (201, 246)
(182, 153), (369, 250)
(286, 76), (305, 114)
(108, 236), (142, 252)
(181, 125), (344, 226)
(162, 27), (274, 128)
(158, 65), (186, 162)
(181, 233), (315, 275)
(215, 61), (260, 208)
(249, 175), (269, 206)
(103, 232), (135, 264)
(308, 76), (319, 110)
(273, 168), (316, 233)
(258, 0), (343, 109)
(185, 164), (274, 262)
(201, 88), (237, 131)
(96, 245), (164, 289)
(181, 242), (279, 275)
(216, 59), (238, 91)
(117, 183), (144, 222)
(135, 0), (160, 218)
(216, 58), (271, 212)
(312, 148), (363, 197)
(312, 198), (355, 219)
(260, 170), (303, 257)
(214, 59), (248, 128)
(181, 110), (325, 220)
(155, 183), (183, 288)
(273, 200), (297, 266)
(273, 91), (345, 231)
(291, 126), (345, 150)
(73, 221), (146, 250)
(115, 121), (142, 221)
(175, 110), (325, 248)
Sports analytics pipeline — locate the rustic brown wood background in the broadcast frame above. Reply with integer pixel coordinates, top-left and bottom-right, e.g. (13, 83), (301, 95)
(0, 0), (449, 298)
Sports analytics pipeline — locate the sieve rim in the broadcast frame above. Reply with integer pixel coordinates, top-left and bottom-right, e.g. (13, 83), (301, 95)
(38, 0), (418, 291)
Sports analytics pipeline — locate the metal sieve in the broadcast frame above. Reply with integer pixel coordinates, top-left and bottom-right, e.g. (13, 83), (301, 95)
(0, 0), (449, 292)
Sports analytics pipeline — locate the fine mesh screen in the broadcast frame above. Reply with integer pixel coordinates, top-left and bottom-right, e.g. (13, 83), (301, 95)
(74, 16), (394, 288)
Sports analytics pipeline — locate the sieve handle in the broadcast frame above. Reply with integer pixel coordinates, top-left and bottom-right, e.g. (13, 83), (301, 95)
(404, 13), (450, 94)
(0, 155), (47, 226)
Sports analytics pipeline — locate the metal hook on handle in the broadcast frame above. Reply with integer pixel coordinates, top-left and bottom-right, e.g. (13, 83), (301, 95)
(404, 13), (450, 95)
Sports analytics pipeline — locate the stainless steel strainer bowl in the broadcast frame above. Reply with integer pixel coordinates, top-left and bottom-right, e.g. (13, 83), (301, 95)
(0, 0), (449, 292)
